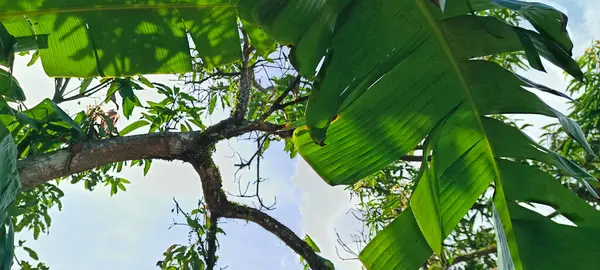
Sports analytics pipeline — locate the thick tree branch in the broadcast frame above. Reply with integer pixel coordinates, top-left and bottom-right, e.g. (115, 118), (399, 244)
(18, 132), (198, 189)
(17, 118), (288, 190)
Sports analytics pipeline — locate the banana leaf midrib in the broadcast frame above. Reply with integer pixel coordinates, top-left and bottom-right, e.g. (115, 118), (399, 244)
(418, 0), (501, 174)
(413, 0), (507, 255)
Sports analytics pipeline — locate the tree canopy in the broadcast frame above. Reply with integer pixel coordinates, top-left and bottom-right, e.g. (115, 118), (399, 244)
(0, 0), (599, 269)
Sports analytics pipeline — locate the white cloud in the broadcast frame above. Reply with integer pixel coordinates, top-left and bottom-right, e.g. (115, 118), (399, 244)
(291, 158), (363, 270)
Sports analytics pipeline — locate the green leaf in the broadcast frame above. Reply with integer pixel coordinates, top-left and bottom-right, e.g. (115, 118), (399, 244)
(360, 207), (432, 270)
(303, 235), (321, 253)
(143, 160), (152, 176)
(178, 7), (240, 69)
(444, 0), (574, 55)
(120, 120), (150, 136)
(275, 1), (591, 268)
(137, 76), (154, 88)
(0, 1), (246, 77)
(242, 20), (276, 57)
(79, 78), (93, 94)
(24, 99), (84, 140)
(0, 123), (20, 213)
(22, 246), (38, 260)
(26, 50), (39, 67)
(493, 159), (600, 269)
(0, 68), (24, 101)
(116, 79), (141, 119)
(0, 221), (14, 270)
(295, 0), (586, 186)
(238, 0), (351, 78)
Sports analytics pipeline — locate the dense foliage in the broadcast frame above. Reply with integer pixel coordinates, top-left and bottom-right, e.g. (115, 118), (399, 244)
(0, 1), (598, 270)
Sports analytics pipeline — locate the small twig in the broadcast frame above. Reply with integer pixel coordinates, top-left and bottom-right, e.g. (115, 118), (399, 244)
(252, 77), (274, 93)
(59, 79), (113, 104)
(452, 246), (497, 265)
(277, 95), (309, 110)
(254, 138), (275, 211)
(334, 231), (360, 261)
(186, 71), (240, 86)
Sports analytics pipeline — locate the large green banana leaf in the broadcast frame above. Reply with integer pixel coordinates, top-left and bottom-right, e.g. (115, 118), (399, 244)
(0, 122), (19, 270)
(262, 0), (598, 269)
(0, 0), (346, 78)
(0, 0), (252, 77)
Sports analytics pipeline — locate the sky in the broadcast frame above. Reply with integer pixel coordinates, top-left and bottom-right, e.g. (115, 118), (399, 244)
(9, 1), (600, 269)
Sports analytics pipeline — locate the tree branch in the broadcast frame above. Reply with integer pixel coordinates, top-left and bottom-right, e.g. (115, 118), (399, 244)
(233, 30), (253, 121)
(278, 95), (308, 110)
(52, 78), (71, 102)
(223, 203), (329, 270)
(186, 71), (240, 86)
(17, 118), (289, 190)
(259, 75), (302, 121)
(206, 213), (219, 270)
(452, 246), (497, 264)
(58, 79), (113, 104)
(190, 149), (329, 270)
(17, 132), (199, 189)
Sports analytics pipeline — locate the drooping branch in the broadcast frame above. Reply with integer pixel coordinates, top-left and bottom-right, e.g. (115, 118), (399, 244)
(190, 149), (329, 270)
(223, 203), (328, 269)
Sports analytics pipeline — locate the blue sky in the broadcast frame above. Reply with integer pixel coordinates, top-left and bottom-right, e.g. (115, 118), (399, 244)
(11, 1), (600, 269)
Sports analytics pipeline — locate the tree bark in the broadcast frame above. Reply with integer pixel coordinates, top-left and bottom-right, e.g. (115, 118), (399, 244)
(18, 132), (198, 189)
